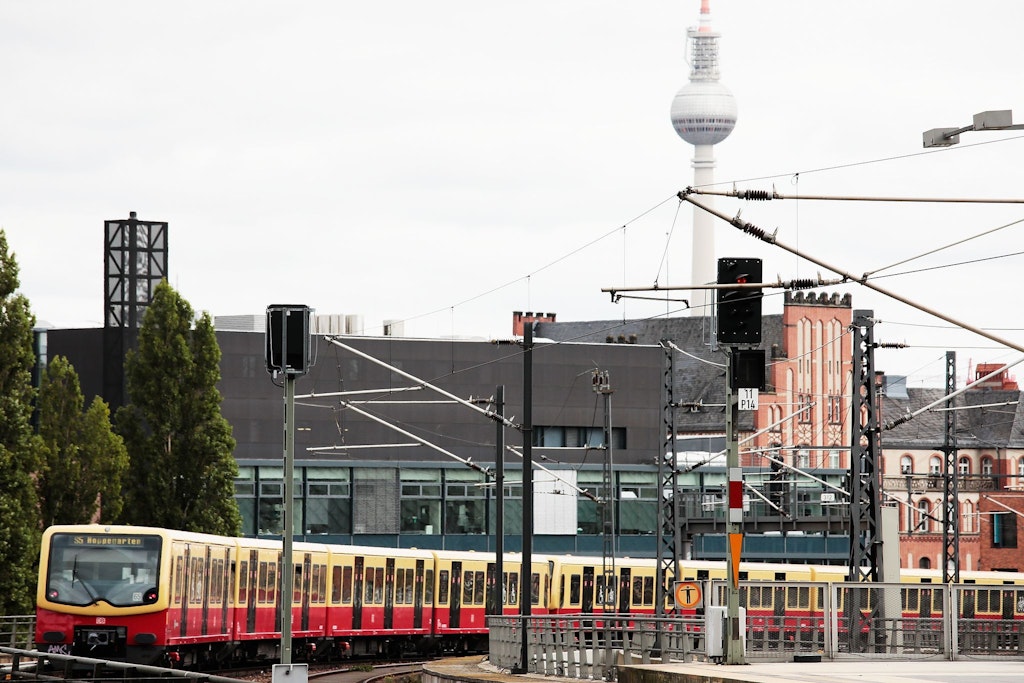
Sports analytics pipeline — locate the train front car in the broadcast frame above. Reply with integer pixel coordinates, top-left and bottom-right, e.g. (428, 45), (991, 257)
(35, 525), (169, 665)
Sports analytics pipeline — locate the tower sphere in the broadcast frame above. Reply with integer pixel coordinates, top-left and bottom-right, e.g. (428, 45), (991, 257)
(670, 80), (737, 146)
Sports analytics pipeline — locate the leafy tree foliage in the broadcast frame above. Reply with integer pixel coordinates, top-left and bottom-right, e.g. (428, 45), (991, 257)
(116, 281), (241, 536)
(0, 230), (42, 613)
(36, 356), (128, 526)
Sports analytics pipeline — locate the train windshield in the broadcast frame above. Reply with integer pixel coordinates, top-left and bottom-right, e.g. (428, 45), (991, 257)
(44, 532), (163, 607)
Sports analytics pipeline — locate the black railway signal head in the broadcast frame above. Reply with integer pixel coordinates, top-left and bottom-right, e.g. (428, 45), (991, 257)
(717, 257), (763, 345)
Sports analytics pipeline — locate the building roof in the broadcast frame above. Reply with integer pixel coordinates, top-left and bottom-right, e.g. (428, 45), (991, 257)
(882, 387), (1024, 451)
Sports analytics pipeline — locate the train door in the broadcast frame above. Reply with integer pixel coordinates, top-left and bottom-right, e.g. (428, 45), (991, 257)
(220, 548), (231, 635)
(582, 566), (595, 613)
(413, 559), (425, 629)
(274, 554), (283, 632)
(919, 588), (933, 619)
(352, 556), (364, 629)
(180, 545), (191, 637)
(201, 545), (212, 635)
(1002, 589), (1014, 620)
(618, 568), (631, 614)
(774, 585), (786, 619)
(246, 549), (258, 633)
(449, 561), (463, 628)
(962, 585), (976, 619)
(384, 558), (395, 630)
(301, 553), (312, 631)
(486, 562), (498, 615)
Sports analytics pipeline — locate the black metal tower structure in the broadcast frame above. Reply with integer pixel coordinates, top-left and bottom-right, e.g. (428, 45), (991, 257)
(942, 351), (960, 583)
(103, 212), (168, 411)
(656, 343), (681, 617)
(848, 310), (886, 581)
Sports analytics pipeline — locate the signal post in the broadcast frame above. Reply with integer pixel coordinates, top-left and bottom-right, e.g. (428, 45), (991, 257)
(716, 258), (764, 665)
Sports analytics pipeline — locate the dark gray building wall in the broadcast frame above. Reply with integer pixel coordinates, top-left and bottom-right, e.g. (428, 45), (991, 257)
(47, 328), (667, 468)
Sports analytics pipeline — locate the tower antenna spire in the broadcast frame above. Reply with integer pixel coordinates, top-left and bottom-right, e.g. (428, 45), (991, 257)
(670, 0), (738, 315)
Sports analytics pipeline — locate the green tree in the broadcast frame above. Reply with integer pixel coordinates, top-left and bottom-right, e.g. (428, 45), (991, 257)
(0, 229), (42, 613)
(36, 356), (128, 526)
(116, 281), (241, 536)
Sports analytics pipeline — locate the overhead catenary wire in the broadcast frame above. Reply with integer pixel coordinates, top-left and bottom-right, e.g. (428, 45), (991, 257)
(678, 190), (1024, 365)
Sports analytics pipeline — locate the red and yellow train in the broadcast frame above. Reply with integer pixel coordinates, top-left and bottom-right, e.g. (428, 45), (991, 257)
(35, 525), (1024, 668)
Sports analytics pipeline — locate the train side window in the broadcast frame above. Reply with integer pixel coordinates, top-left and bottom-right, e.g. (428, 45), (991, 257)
(405, 568), (414, 603)
(559, 575), (565, 608)
(342, 566), (353, 603)
(310, 564), (320, 603)
(293, 564), (303, 602)
(570, 575), (581, 604)
(438, 570), (449, 604)
(425, 569), (434, 604)
(904, 588), (919, 611)
(374, 568), (384, 604)
(474, 571), (485, 604)
(213, 558), (224, 603)
(319, 564), (328, 603)
(267, 562), (277, 605)
(396, 567), (407, 605)
(331, 566), (342, 603)
(174, 556), (184, 604)
(365, 567), (375, 604)
(643, 576), (654, 605)
(507, 573), (518, 605)
(632, 577), (643, 605)
(258, 562), (269, 603)
(463, 571), (475, 604)
(545, 574), (550, 607)
(531, 572), (541, 605)
(239, 560), (248, 601)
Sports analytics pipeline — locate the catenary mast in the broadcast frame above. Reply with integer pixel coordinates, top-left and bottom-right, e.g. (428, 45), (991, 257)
(670, 0), (737, 315)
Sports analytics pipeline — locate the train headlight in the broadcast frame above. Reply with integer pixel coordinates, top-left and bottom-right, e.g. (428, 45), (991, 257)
(47, 589), (60, 600)
(143, 587), (159, 604)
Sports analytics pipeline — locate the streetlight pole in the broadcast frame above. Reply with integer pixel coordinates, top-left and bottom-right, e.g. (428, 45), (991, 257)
(923, 109), (1024, 147)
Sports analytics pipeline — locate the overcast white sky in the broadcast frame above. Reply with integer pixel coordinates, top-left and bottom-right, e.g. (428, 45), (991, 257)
(2, 1), (1023, 387)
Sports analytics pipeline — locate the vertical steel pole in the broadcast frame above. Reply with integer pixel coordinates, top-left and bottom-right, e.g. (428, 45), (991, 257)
(724, 348), (745, 664)
(282, 373), (295, 664)
(517, 326), (534, 673)
(493, 385), (505, 615)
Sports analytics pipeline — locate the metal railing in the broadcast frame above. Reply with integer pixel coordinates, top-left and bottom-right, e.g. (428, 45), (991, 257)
(0, 616), (35, 651)
(0, 646), (246, 682)
(489, 581), (1024, 679)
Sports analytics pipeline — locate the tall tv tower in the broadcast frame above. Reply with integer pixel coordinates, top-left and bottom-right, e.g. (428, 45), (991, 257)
(670, 0), (737, 315)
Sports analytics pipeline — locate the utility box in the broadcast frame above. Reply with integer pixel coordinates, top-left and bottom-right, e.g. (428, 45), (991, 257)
(705, 606), (746, 659)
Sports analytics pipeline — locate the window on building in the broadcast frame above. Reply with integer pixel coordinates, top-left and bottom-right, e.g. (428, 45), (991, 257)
(305, 467), (351, 535)
(962, 500), (974, 533)
(576, 471), (604, 535)
(490, 480), (523, 536)
(901, 456), (913, 475)
(797, 395), (812, 424)
(829, 448), (841, 470)
(445, 469), (486, 534)
(992, 512), (1018, 548)
(235, 467), (257, 536)
(919, 557), (931, 569)
(827, 396), (843, 424)
(618, 471), (658, 535)
(534, 425), (626, 449)
(958, 457), (971, 476)
(1018, 457), (1024, 478)
(930, 456), (942, 476)
(918, 499), (931, 532)
(796, 448), (810, 469)
(400, 469), (442, 534)
(982, 457), (994, 477)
